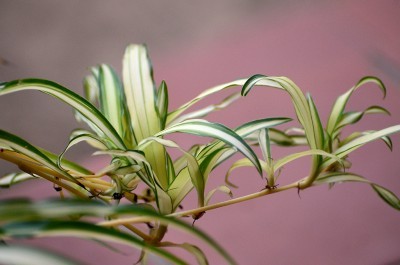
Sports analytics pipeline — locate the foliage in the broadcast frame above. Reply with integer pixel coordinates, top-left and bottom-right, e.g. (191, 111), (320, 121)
(0, 44), (399, 264)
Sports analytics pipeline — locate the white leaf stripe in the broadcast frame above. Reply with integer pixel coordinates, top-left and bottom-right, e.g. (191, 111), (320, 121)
(157, 119), (262, 175)
(0, 199), (238, 264)
(0, 130), (81, 186)
(98, 64), (125, 137)
(0, 172), (37, 187)
(326, 76), (386, 135)
(170, 92), (240, 126)
(58, 133), (109, 169)
(138, 137), (205, 207)
(157, 80), (169, 129)
(242, 75), (318, 150)
(123, 44), (159, 141)
(198, 117), (292, 161)
(123, 45), (168, 188)
(0, 79), (126, 149)
(167, 79), (251, 125)
(313, 173), (400, 210)
(334, 125), (400, 157)
(2, 221), (187, 265)
(372, 184), (400, 210)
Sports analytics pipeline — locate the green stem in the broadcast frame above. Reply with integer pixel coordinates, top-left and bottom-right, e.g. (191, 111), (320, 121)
(99, 181), (300, 228)
(170, 181), (299, 218)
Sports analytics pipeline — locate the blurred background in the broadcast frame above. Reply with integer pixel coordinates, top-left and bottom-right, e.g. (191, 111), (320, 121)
(1, 1), (400, 264)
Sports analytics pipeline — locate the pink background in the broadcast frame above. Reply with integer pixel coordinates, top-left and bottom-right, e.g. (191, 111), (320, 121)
(1, 1), (400, 264)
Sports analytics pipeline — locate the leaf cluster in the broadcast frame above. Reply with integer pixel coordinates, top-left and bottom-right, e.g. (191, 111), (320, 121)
(0, 44), (399, 264)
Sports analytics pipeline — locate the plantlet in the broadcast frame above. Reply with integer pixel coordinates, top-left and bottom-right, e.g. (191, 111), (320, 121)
(0, 44), (399, 264)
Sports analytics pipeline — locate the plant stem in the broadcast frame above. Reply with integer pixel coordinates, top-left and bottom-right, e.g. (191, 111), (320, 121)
(169, 181), (299, 218)
(99, 181), (300, 227)
(123, 224), (152, 241)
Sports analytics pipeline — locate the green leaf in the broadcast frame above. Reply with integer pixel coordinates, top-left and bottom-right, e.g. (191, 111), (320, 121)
(157, 119), (262, 175)
(170, 93), (240, 126)
(1, 220), (188, 265)
(0, 198), (237, 265)
(38, 147), (93, 175)
(0, 130), (81, 187)
(314, 172), (400, 210)
(372, 184), (400, 210)
(256, 128), (307, 146)
(192, 118), (292, 191)
(205, 185), (233, 205)
(0, 245), (80, 265)
(274, 149), (343, 172)
(242, 75), (330, 187)
(95, 149), (173, 214)
(98, 64), (135, 148)
(168, 168), (196, 210)
(123, 44), (168, 189)
(258, 129), (274, 185)
(0, 172), (37, 188)
(58, 132), (109, 169)
(199, 147), (233, 183)
(307, 94), (325, 150)
(123, 44), (159, 142)
(167, 79), (249, 125)
(325, 125), (400, 167)
(156, 80), (169, 129)
(0, 79), (126, 150)
(258, 129), (272, 163)
(138, 137), (205, 207)
(313, 172), (370, 185)
(225, 158), (267, 188)
(340, 131), (393, 151)
(242, 76), (310, 135)
(69, 129), (112, 150)
(326, 76), (386, 136)
(83, 66), (100, 106)
(192, 118), (291, 164)
(161, 243), (209, 265)
(332, 105), (391, 139)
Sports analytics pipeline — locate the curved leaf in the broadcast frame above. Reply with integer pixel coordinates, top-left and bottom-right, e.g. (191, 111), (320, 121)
(95, 149), (173, 214)
(0, 130), (81, 186)
(167, 79), (249, 125)
(225, 158), (267, 188)
(1, 220), (188, 265)
(314, 172), (400, 210)
(161, 242), (209, 265)
(0, 198), (237, 265)
(98, 64), (135, 148)
(58, 133), (109, 169)
(0, 79), (126, 149)
(332, 105), (391, 140)
(372, 184), (400, 210)
(0, 172), (37, 188)
(205, 185), (233, 205)
(138, 137), (205, 207)
(325, 125), (400, 167)
(274, 149), (343, 172)
(326, 76), (386, 136)
(170, 92), (240, 126)
(157, 119), (262, 175)
(123, 44), (168, 189)
(157, 80), (169, 129)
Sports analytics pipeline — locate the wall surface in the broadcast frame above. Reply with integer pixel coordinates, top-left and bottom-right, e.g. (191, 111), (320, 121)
(1, 1), (400, 264)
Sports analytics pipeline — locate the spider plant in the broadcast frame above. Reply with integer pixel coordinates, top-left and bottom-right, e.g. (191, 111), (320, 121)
(0, 44), (399, 264)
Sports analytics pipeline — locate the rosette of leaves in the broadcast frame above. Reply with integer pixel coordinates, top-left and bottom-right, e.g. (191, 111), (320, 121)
(226, 74), (400, 209)
(0, 44), (399, 264)
(0, 44), (291, 264)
